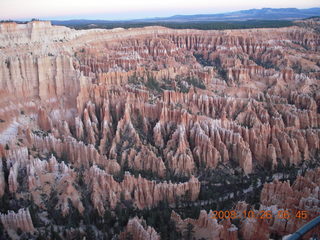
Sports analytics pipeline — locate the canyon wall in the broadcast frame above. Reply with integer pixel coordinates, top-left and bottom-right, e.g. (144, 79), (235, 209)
(0, 20), (319, 239)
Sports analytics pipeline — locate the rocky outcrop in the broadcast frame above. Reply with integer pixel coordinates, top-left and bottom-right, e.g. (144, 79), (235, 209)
(260, 180), (294, 209)
(3, 147), (29, 194)
(27, 156), (84, 216)
(27, 131), (120, 174)
(126, 146), (166, 177)
(241, 168), (320, 238)
(85, 166), (200, 215)
(260, 169), (320, 212)
(163, 124), (195, 175)
(38, 107), (52, 131)
(171, 210), (238, 240)
(0, 208), (35, 232)
(239, 216), (270, 240)
(0, 21), (81, 47)
(119, 217), (160, 240)
(1, 146), (85, 216)
(0, 54), (81, 107)
(4, 146), (29, 168)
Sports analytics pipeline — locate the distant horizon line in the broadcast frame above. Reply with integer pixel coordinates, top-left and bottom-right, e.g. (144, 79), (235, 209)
(2, 6), (319, 22)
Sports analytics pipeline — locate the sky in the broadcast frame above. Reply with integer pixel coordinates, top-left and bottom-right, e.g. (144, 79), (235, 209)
(1, 0), (319, 21)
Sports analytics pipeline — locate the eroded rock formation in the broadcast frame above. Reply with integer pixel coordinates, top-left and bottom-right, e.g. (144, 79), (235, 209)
(85, 166), (200, 215)
(0, 19), (319, 239)
(238, 168), (320, 239)
(0, 208), (35, 232)
(171, 210), (238, 240)
(119, 217), (160, 240)
(27, 156), (84, 216)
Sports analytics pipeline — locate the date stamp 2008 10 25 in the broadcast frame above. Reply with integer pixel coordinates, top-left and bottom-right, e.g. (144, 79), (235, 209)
(209, 209), (309, 220)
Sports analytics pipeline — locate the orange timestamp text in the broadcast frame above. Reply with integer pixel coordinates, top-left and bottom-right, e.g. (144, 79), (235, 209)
(209, 210), (308, 220)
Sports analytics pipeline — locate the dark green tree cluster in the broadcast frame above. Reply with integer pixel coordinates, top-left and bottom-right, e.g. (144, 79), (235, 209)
(59, 20), (294, 31)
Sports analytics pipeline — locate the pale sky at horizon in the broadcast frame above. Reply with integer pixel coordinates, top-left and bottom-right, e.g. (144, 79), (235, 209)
(1, 0), (319, 21)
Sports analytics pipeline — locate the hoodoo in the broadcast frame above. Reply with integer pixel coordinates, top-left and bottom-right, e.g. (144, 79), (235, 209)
(0, 18), (319, 239)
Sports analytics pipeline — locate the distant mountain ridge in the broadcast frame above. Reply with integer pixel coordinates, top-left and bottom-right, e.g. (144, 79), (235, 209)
(158, 8), (320, 22)
(51, 7), (320, 25)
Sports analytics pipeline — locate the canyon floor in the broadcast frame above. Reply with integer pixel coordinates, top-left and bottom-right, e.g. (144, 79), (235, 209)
(0, 19), (319, 240)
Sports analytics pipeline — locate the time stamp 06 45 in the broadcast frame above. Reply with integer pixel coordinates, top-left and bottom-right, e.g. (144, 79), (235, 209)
(209, 210), (309, 220)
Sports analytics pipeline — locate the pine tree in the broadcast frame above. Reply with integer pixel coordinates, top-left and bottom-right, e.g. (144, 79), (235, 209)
(185, 223), (194, 240)
(86, 225), (96, 240)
